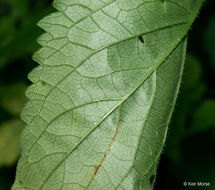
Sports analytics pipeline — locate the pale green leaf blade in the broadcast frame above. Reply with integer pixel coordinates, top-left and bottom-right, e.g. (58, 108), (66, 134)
(13, 0), (202, 189)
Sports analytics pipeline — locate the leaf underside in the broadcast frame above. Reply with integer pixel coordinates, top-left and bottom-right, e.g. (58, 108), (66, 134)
(13, 0), (202, 189)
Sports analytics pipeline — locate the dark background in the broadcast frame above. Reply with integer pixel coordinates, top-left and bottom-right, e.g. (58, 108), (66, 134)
(0, 0), (214, 189)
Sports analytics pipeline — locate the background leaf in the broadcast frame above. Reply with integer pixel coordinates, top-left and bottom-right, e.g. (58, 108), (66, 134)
(189, 99), (215, 134)
(0, 83), (27, 115)
(0, 0), (54, 69)
(204, 16), (215, 71)
(0, 119), (24, 167)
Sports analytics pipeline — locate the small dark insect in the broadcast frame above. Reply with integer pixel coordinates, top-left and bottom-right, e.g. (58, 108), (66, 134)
(138, 36), (145, 43)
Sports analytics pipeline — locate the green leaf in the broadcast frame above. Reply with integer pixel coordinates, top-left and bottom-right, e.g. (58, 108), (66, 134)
(13, 0), (202, 189)
(189, 99), (215, 134)
(0, 1), (54, 69)
(183, 54), (202, 89)
(0, 83), (27, 115)
(204, 15), (215, 71)
(0, 119), (24, 167)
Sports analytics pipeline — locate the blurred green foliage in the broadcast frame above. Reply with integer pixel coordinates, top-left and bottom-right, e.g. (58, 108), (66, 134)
(0, 83), (27, 115)
(204, 16), (215, 71)
(0, 0), (214, 190)
(0, 119), (24, 167)
(0, 0), (54, 68)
